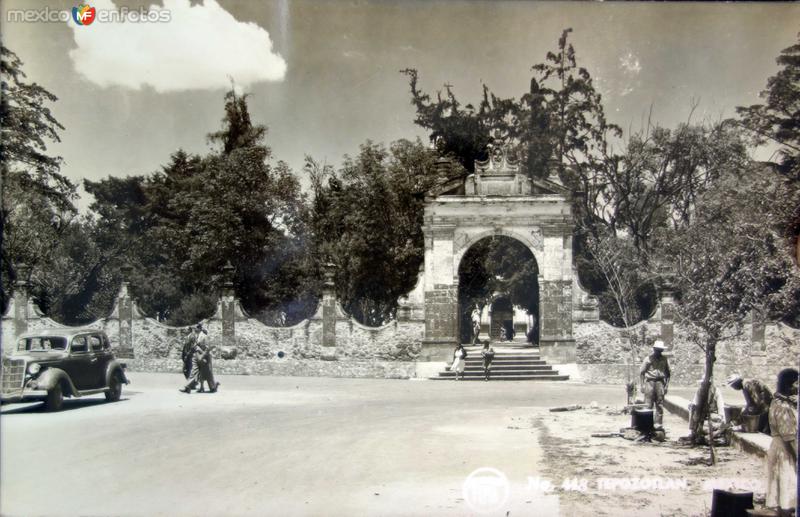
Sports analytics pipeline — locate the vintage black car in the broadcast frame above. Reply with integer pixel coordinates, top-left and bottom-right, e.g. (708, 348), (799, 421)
(1, 329), (129, 411)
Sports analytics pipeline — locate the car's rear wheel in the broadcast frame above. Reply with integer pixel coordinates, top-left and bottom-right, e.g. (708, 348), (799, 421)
(45, 383), (64, 412)
(105, 373), (122, 402)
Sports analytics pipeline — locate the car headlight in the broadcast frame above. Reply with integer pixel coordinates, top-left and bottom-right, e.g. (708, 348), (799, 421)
(27, 363), (41, 375)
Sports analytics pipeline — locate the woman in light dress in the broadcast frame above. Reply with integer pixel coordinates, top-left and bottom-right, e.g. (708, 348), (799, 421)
(765, 367), (798, 515)
(451, 344), (467, 381)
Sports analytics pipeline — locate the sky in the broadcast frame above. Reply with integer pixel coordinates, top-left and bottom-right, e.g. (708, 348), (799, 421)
(2, 0), (799, 209)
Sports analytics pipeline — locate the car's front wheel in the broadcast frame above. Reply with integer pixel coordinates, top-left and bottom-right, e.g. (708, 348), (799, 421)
(105, 373), (122, 402)
(45, 383), (64, 412)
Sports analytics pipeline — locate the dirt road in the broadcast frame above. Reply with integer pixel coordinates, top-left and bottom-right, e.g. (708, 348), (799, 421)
(1, 373), (757, 516)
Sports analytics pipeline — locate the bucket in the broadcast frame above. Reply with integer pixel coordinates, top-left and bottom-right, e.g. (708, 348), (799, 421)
(741, 414), (760, 433)
(724, 405), (743, 424)
(710, 489), (753, 517)
(631, 408), (654, 433)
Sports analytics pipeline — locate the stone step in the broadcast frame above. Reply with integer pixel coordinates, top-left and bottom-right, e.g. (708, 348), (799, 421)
(461, 348), (539, 354)
(438, 369), (563, 377)
(432, 373), (570, 381)
(457, 364), (555, 372)
(461, 358), (543, 363)
(461, 349), (540, 354)
(438, 343), (567, 381)
(463, 343), (537, 347)
(461, 356), (543, 362)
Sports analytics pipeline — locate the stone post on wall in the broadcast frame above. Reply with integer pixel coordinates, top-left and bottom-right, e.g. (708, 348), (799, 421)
(12, 263), (33, 339)
(751, 307), (767, 357)
(220, 261), (236, 348)
(115, 265), (135, 358)
(657, 269), (676, 351)
(321, 262), (338, 360)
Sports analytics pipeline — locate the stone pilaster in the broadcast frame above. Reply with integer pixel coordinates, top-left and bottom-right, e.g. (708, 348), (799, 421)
(659, 288), (675, 351)
(539, 279), (573, 341)
(220, 261), (236, 348)
(539, 278), (575, 362)
(420, 284), (459, 361)
(321, 263), (338, 360)
(751, 308), (766, 356)
(115, 265), (135, 358)
(12, 264), (32, 339)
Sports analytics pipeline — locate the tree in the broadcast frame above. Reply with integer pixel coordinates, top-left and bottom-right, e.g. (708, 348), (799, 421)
(737, 33), (800, 183)
(400, 69), (513, 173)
(586, 233), (655, 385)
(529, 29), (621, 189)
(605, 119), (749, 251)
(85, 90), (312, 325)
(658, 165), (800, 446)
(308, 140), (438, 326)
(31, 218), (121, 323)
(0, 45), (76, 312)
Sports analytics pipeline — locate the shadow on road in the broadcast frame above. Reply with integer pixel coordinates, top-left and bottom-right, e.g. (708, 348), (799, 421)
(1, 397), (131, 415)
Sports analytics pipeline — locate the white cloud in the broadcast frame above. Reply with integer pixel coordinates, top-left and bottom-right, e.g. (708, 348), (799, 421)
(67, 0), (287, 92)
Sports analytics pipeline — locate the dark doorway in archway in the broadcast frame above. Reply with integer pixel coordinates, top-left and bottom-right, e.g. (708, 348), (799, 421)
(457, 235), (539, 344)
(490, 296), (514, 341)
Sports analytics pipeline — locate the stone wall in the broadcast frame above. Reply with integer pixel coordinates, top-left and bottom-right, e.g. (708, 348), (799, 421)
(127, 357), (417, 379)
(4, 271), (797, 385)
(575, 319), (800, 387)
(2, 276), (425, 380)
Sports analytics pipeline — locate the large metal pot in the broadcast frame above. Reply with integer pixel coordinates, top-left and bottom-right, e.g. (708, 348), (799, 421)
(740, 414), (760, 433)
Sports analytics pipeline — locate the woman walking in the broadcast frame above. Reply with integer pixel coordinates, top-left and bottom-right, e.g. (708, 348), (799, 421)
(481, 342), (495, 381)
(765, 368), (798, 515)
(451, 344), (467, 381)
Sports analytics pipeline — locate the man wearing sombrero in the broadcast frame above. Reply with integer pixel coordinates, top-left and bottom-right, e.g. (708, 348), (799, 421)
(640, 340), (671, 429)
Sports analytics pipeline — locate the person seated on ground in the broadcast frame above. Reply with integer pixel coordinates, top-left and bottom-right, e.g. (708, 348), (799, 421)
(685, 376), (730, 446)
(726, 373), (772, 434)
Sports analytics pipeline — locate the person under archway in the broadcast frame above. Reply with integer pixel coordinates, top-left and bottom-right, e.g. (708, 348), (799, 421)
(470, 308), (481, 346)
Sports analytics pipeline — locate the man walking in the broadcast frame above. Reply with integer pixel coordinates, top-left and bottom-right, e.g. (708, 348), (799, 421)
(640, 340), (671, 429)
(727, 374), (772, 434)
(180, 329), (195, 380)
(179, 324), (220, 393)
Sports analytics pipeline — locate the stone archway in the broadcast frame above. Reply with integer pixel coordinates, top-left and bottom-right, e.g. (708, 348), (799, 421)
(418, 142), (578, 364)
(456, 234), (540, 345)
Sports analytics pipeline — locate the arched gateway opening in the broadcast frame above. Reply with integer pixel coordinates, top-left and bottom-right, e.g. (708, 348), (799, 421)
(418, 140), (580, 365)
(457, 235), (539, 345)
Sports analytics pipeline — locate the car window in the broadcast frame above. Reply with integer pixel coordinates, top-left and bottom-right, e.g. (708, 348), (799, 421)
(17, 337), (67, 351)
(89, 335), (103, 351)
(71, 336), (88, 353)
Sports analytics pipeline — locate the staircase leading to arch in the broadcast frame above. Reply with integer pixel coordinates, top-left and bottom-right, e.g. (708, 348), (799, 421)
(431, 343), (570, 381)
